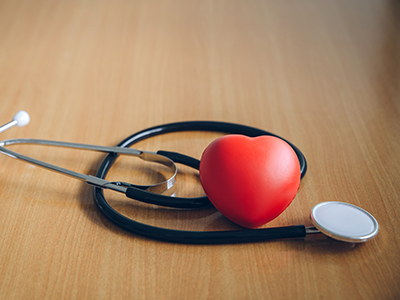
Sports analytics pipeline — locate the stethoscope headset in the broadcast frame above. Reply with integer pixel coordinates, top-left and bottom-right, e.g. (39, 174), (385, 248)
(0, 111), (379, 244)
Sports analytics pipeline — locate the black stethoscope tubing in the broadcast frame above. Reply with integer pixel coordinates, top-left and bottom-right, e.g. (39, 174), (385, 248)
(94, 121), (307, 244)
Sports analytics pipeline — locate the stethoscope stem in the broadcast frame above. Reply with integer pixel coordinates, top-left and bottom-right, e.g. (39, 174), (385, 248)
(305, 227), (321, 235)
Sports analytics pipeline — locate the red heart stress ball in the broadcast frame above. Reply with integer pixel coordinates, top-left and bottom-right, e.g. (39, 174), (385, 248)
(199, 135), (301, 228)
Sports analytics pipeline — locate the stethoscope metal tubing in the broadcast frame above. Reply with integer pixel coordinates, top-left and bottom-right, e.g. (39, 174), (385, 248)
(0, 138), (177, 194)
(0, 138), (142, 155)
(0, 120), (18, 134)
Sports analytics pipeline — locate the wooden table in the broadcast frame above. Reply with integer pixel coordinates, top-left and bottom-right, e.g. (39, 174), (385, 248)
(0, 0), (399, 299)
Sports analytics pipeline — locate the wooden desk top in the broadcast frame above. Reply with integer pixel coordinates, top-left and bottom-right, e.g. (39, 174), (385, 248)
(0, 0), (399, 299)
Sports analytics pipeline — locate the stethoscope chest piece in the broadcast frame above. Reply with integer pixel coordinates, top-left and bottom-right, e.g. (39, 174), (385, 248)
(310, 202), (379, 243)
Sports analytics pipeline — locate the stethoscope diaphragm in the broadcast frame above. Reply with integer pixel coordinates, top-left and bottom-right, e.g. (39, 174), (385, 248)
(310, 202), (379, 243)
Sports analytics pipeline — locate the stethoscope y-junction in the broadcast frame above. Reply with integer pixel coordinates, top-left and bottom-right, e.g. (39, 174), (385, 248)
(0, 111), (379, 244)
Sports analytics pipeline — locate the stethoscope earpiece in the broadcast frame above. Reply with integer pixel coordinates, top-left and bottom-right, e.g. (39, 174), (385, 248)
(13, 110), (30, 127)
(0, 110), (30, 134)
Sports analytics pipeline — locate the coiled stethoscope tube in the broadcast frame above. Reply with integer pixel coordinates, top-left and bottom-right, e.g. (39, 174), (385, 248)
(94, 121), (309, 244)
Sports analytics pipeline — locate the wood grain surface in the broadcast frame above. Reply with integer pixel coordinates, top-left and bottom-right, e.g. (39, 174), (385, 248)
(0, 0), (399, 299)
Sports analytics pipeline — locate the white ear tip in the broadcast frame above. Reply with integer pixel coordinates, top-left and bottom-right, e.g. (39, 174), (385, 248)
(13, 110), (30, 127)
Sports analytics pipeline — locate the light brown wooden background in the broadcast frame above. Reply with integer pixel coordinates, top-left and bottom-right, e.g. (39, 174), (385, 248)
(0, 0), (399, 299)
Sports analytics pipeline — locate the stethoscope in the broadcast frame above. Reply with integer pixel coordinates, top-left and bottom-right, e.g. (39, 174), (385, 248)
(0, 111), (379, 244)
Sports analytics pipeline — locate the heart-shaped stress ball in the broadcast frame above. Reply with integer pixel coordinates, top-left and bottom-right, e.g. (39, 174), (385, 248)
(199, 135), (301, 228)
